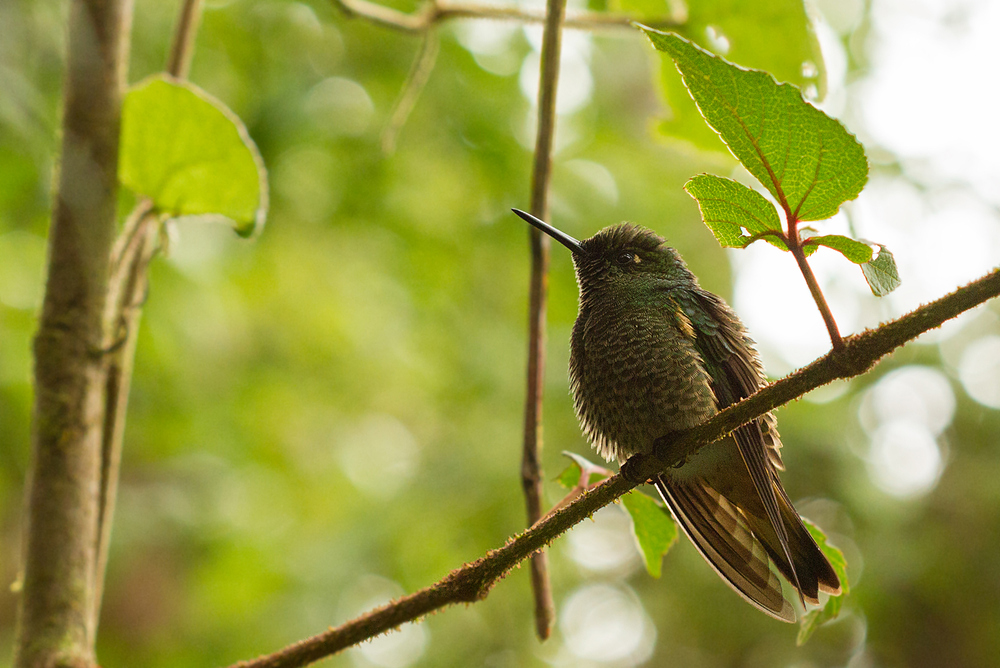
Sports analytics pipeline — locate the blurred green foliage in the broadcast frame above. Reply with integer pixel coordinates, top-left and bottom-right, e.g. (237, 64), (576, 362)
(2, 1), (1000, 667)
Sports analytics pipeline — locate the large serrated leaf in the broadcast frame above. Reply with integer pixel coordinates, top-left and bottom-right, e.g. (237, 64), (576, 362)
(120, 75), (268, 237)
(622, 0), (824, 153)
(656, 61), (730, 154)
(641, 30), (868, 223)
(685, 174), (787, 250)
(621, 490), (678, 578)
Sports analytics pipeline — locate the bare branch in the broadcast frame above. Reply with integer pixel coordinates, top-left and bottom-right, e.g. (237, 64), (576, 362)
(226, 269), (1000, 668)
(519, 0), (569, 641)
(166, 0), (204, 79)
(329, 0), (681, 33)
(381, 30), (440, 154)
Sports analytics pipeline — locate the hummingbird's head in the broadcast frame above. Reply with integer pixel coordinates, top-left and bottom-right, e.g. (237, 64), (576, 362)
(511, 209), (695, 296)
(574, 223), (693, 292)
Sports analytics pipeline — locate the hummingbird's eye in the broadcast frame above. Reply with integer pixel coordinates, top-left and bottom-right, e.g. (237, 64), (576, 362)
(615, 251), (636, 266)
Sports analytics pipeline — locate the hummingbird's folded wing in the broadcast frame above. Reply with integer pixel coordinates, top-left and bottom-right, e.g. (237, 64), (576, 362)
(674, 289), (840, 606)
(678, 290), (804, 602)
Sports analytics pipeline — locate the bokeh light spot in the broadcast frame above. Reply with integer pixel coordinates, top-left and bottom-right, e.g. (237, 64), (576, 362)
(304, 77), (374, 137)
(337, 414), (419, 498)
(859, 365), (955, 436)
(455, 22), (520, 76)
(958, 335), (1000, 409)
(859, 366), (954, 498)
(519, 29), (593, 115)
(566, 505), (641, 575)
(559, 584), (655, 665)
(867, 421), (943, 498)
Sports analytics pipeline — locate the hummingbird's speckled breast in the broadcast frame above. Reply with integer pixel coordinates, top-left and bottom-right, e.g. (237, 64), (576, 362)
(569, 289), (718, 462)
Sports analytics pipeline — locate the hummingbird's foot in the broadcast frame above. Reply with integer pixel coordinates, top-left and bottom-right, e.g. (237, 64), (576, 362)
(652, 431), (681, 466)
(620, 453), (653, 484)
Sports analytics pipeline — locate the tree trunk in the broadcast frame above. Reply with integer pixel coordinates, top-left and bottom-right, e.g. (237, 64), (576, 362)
(14, 1), (133, 666)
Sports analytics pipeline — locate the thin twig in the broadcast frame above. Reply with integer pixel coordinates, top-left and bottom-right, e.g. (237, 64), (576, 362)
(744, 229), (791, 246)
(111, 197), (155, 269)
(381, 29), (440, 154)
(330, 0), (681, 33)
(166, 0), (204, 79)
(781, 199), (844, 350)
(90, 0), (205, 636)
(227, 267), (1000, 668)
(789, 241), (845, 350)
(92, 203), (160, 631)
(520, 0), (568, 641)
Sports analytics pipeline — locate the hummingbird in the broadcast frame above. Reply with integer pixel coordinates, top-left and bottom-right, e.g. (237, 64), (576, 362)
(513, 209), (840, 621)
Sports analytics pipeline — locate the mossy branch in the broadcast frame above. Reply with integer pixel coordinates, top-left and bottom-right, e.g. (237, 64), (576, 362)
(228, 268), (1000, 668)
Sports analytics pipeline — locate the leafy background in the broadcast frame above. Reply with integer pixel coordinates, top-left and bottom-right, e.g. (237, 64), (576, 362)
(3, 0), (1000, 666)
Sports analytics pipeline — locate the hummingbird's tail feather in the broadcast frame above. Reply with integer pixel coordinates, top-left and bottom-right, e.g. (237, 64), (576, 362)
(744, 486), (842, 603)
(654, 475), (795, 622)
(655, 473), (842, 620)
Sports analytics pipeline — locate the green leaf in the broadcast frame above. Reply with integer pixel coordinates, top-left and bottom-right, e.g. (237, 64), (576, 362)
(802, 234), (874, 264)
(640, 30), (868, 223)
(557, 461), (581, 490)
(685, 174), (787, 250)
(556, 451), (610, 489)
(797, 597), (842, 646)
(120, 75), (268, 237)
(797, 518), (849, 645)
(621, 490), (678, 578)
(655, 58), (731, 154)
(861, 245), (901, 297)
(622, 0), (823, 153)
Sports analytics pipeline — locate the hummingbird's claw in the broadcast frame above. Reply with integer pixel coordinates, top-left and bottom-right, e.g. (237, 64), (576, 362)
(620, 453), (654, 484)
(652, 431), (682, 466)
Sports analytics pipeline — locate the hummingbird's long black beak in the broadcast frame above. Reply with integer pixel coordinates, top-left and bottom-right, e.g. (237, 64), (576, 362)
(512, 209), (585, 255)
